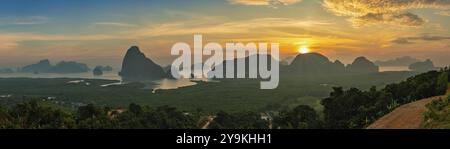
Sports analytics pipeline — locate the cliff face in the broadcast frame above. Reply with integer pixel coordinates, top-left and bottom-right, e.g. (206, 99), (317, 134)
(119, 46), (166, 81)
(213, 54), (277, 78)
(346, 57), (379, 74)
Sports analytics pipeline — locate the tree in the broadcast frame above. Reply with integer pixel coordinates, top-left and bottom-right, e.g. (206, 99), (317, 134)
(321, 69), (449, 129)
(77, 104), (103, 120)
(76, 104), (114, 129)
(129, 103), (143, 115)
(274, 105), (321, 129)
(437, 71), (449, 95)
(0, 106), (13, 128)
(209, 111), (268, 129)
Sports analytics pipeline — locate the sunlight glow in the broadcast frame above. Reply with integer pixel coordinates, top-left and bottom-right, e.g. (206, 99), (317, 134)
(298, 46), (310, 54)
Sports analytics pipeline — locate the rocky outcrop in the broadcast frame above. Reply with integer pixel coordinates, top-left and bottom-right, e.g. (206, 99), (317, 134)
(95, 65), (113, 71)
(93, 66), (104, 76)
(119, 46), (166, 81)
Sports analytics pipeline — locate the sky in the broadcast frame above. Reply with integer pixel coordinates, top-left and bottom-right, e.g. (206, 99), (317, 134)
(1, 0), (450, 68)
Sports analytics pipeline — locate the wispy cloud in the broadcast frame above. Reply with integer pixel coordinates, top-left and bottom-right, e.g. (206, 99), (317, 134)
(228, 0), (302, 8)
(323, 0), (450, 27)
(0, 16), (49, 25)
(0, 32), (132, 49)
(392, 35), (450, 44)
(91, 22), (137, 28)
(132, 17), (333, 37)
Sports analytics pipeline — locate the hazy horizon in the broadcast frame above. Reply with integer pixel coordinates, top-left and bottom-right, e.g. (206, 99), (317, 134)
(1, 0), (450, 68)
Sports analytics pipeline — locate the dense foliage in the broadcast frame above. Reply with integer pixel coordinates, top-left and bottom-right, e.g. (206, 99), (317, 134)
(0, 101), (322, 129)
(0, 101), (197, 129)
(209, 111), (268, 129)
(422, 68), (450, 128)
(273, 105), (321, 129)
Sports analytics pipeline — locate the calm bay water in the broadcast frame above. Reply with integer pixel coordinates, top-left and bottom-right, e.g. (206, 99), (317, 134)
(0, 71), (121, 80)
(0, 71), (199, 90)
(378, 66), (410, 72)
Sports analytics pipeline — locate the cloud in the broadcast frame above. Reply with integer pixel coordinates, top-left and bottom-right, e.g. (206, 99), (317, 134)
(352, 12), (426, 27)
(436, 10), (450, 16)
(91, 22), (137, 28)
(392, 35), (450, 44)
(126, 17), (375, 56)
(391, 38), (413, 44)
(0, 16), (49, 25)
(323, 0), (450, 27)
(228, 0), (302, 8)
(0, 32), (132, 49)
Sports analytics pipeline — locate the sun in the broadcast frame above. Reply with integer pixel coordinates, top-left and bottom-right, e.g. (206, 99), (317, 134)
(298, 46), (310, 54)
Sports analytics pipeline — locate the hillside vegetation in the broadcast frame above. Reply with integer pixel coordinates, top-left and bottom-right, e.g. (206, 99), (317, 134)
(322, 68), (449, 128)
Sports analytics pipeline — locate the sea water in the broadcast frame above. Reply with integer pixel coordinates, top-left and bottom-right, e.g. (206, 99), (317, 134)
(0, 71), (201, 90)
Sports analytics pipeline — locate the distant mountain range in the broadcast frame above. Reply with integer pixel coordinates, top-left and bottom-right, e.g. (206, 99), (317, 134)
(409, 59), (439, 72)
(117, 46), (382, 81)
(375, 56), (440, 72)
(19, 59), (90, 74)
(0, 68), (14, 74)
(374, 56), (420, 66)
(286, 53), (378, 75)
(213, 54), (280, 78)
(5, 46), (410, 79)
(11, 46), (422, 79)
